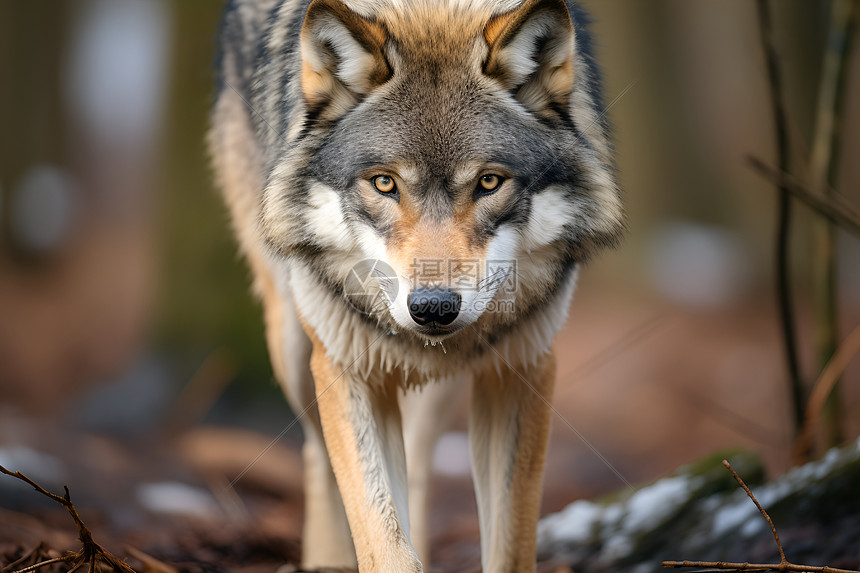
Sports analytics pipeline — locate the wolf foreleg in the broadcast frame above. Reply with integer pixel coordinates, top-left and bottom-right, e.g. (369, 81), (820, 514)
(469, 351), (556, 573)
(258, 272), (356, 568)
(307, 329), (422, 573)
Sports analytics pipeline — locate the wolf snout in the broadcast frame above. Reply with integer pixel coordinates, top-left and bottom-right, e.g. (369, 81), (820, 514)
(407, 288), (461, 327)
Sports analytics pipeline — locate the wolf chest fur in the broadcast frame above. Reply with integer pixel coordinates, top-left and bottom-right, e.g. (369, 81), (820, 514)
(210, 0), (622, 570)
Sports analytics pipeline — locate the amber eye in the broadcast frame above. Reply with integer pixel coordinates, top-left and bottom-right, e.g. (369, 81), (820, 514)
(477, 174), (503, 194)
(372, 175), (397, 194)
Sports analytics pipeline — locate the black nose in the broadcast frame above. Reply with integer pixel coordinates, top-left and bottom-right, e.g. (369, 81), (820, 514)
(407, 288), (461, 327)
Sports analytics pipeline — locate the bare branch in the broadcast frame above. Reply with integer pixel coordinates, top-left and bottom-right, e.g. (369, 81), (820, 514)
(747, 157), (860, 238)
(794, 323), (860, 462)
(662, 560), (859, 572)
(720, 460), (785, 564)
(0, 544), (56, 573)
(0, 465), (138, 573)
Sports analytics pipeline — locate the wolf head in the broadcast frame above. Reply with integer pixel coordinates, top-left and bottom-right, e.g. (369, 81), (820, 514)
(259, 0), (623, 342)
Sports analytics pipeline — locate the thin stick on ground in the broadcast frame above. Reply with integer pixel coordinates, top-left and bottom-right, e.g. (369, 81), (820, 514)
(661, 459), (860, 573)
(0, 543), (53, 573)
(10, 559), (69, 573)
(0, 464), (137, 573)
(722, 459), (785, 565)
(662, 561), (859, 572)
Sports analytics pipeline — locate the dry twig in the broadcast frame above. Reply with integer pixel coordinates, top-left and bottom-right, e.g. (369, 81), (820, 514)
(122, 547), (178, 573)
(747, 157), (860, 238)
(663, 561), (859, 572)
(794, 323), (860, 463)
(0, 465), (137, 573)
(0, 545), (59, 573)
(661, 459), (860, 573)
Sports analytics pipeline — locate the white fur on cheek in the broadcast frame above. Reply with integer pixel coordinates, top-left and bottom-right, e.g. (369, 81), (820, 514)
(306, 182), (350, 247)
(354, 223), (388, 262)
(386, 271), (418, 332)
(485, 225), (520, 265)
(521, 186), (575, 251)
(351, 225), (414, 332)
(454, 226), (519, 328)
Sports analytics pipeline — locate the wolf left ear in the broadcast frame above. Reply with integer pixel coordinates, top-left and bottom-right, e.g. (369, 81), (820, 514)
(300, 0), (390, 114)
(484, 0), (575, 113)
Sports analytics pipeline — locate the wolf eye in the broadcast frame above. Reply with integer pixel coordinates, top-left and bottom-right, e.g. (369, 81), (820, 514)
(476, 174), (504, 195)
(372, 175), (397, 194)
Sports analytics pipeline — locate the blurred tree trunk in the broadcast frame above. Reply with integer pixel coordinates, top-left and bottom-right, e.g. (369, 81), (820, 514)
(0, 1), (71, 257)
(810, 0), (857, 453)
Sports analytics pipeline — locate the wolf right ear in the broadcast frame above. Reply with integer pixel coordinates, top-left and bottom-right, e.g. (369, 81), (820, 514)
(484, 0), (575, 113)
(300, 0), (390, 116)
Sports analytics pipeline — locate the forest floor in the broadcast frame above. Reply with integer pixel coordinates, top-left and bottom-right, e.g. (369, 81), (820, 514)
(2, 286), (859, 572)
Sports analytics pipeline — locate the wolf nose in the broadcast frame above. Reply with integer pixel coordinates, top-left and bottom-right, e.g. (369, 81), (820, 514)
(407, 288), (461, 327)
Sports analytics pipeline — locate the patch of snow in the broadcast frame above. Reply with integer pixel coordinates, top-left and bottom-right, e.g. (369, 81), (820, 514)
(605, 475), (701, 559)
(537, 499), (602, 547)
(755, 481), (789, 509)
(539, 474), (703, 558)
(712, 444), (860, 539)
(622, 475), (699, 533)
(700, 494), (724, 513)
(137, 481), (218, 519)
(712, 496), (756, 536)
(741, 517), (765, 537)
(597, 502), (625, 546)
(601, 533), (633, 561)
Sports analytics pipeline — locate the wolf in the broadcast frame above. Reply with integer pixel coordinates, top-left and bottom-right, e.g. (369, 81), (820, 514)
(210, 0), (623, 570)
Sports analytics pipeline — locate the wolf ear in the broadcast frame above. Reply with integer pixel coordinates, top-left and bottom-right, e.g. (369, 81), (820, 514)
(484, 0), (575, 113)
(300, 0), (390, 113)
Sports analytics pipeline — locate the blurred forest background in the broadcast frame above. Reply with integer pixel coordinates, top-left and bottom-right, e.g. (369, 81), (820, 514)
(0, 0), (859, 570)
